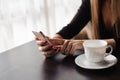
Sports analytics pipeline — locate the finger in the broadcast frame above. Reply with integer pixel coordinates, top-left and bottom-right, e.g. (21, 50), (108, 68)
(36, 40), (47, 46)
(70, 45), (80, 55)
(65, 42), (72, 55)
(70, 47), (75, 55)
(70, 44), (83, 55)
(35, 37), (40, 40)
(52, 45), (62, 49)
(43, 50), (57, 57)
(61, 40), (69, 53)
(55, 47), (61, 53)
(38, 45), (53, 51)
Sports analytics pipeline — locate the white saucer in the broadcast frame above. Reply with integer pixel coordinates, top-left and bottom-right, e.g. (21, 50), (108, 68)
(75, 54), (117, 69)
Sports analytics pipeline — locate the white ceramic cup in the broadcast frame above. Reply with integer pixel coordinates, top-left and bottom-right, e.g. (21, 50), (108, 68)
(83, 40), (113, 63)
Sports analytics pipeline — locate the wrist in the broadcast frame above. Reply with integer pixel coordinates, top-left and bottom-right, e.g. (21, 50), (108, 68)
(53, 34), (63, 39)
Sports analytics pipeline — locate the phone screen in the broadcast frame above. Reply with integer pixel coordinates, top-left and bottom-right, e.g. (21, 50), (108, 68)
(32, 31), (52, 45)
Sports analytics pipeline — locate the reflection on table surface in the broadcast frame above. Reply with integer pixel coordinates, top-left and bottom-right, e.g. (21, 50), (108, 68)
(0, 40), (120, 80)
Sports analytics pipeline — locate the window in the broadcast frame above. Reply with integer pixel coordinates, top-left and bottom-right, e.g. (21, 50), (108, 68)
(0, 0), (81, 53)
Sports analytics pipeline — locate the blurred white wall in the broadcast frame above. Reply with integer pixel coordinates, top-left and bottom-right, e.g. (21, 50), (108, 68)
(0, 0), (81, 53)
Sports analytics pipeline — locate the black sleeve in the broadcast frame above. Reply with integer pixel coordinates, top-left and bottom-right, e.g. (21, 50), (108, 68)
(57, 0), (91, 39)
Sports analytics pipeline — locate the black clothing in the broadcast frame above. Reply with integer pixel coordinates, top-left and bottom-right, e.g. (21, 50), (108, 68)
(57, 0), (91, 39)
(57, 0), (114, 39)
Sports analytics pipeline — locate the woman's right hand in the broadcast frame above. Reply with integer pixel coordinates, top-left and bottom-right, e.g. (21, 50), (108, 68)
(35, 37), (64, 58)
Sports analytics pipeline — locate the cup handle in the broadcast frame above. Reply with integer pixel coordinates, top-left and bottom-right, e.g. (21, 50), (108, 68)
(105, 45), (113, 56)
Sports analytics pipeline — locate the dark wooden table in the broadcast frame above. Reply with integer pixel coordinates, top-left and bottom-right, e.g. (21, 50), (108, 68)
(0, 40), (120, 80)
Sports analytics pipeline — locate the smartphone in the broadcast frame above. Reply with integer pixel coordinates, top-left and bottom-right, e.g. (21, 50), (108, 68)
(32, 31), (52, 45)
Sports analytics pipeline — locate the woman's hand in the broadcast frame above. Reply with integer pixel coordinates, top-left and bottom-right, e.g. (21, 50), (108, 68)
(35, 35), (85, 57)
(35, 37), (64, 58)
(60, 40), (84, 55)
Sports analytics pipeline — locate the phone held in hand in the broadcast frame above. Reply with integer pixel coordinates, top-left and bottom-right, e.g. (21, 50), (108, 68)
(32, 31), (52, 45)
(32, 31), (61, 52)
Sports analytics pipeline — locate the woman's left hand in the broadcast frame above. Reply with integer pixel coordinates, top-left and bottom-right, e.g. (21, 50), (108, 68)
(60, 40), (84, 55)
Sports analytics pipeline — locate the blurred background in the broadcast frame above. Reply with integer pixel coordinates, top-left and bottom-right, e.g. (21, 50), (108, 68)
(0, 0), (81, 53)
